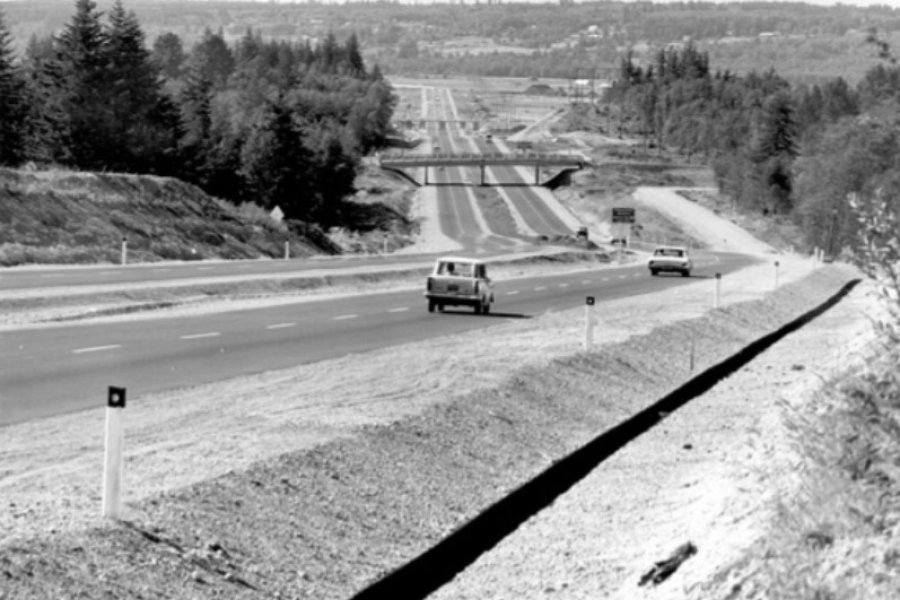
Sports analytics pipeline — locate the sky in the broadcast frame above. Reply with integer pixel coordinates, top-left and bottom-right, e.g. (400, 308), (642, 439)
(0, 0), (896, 6)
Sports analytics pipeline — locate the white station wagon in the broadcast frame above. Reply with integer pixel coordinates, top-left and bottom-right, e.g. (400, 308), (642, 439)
(648, 245), (693, 277)
(424, 257), (494, 314)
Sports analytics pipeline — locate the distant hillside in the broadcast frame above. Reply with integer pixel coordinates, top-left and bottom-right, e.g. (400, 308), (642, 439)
(0, 168), (338, 266)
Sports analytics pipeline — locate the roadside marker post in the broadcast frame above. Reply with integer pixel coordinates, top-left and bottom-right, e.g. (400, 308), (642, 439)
(284, 240), (290, 260)
(120, 237), (127, 266)
(383, 233), (388, 254)
(584, 296), (595, 350)
(714, 273), (722, 309)
(774, 261), (780, 289)
(102, 386), (127, 520)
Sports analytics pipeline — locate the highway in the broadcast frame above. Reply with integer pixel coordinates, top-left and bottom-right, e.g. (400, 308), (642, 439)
(0, 253), (756, 426)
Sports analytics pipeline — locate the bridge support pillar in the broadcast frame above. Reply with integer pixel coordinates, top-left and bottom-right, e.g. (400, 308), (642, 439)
(535, 165), (541, 185)
(480, 165), (486, 186)
(424, 167), (429, 185)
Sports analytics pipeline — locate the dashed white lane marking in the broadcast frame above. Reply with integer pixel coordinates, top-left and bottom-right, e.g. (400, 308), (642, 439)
(266, 322), (296, 330)
(152, 268), (172, 272)
(40, 274), (64, 278)
(387, 307), (409, 313)
(618, 275), (628, 279)
(506, 290), (520, 295)
(535, 286), (547, 291)
(180, 332), (220, 340)
(334, 314), (358, 321)
(581, 280), (592, 284)
(558, 283), (569, 288)
(72, 344), (122, 354)
(100, 271), (120, 276)
(601, 277), (610, 282)
(197, 266), (215, 271)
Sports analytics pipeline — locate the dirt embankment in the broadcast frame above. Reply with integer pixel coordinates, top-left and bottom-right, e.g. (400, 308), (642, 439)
(0, 257), (873, 599)
(0, 168), (334, 266)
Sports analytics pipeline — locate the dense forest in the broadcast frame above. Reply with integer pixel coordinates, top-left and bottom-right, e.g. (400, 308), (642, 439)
(0, 0), (396, 227)
(604, 39), (900, 257)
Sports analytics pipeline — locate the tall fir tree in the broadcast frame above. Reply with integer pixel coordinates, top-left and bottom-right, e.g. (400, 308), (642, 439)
(54, 0), (110, 169)
(0, 9), (28, 165)
(104, 0), (178, 173)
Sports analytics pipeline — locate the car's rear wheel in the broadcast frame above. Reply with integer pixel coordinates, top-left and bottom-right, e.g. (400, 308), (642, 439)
(650, 269), (658, 276)
(428, 300), (435, 313)
(437, 303), (445, 312)
(483, 299), (491, 315)
(681, 270), (691, 277)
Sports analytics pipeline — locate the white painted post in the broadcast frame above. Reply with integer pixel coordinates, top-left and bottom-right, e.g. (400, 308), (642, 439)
(102, 386), (126, 519)
(383, 233), (388, 254)
(774, 261), (780, 289)
(714, 273), (722, 309)
(120, 237), (127, 266)
(584, 296), (595, 350)
(284, 240), (290, 260)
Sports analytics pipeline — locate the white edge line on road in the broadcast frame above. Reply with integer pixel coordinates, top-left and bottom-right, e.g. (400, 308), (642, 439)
(266, 322), (296, 330)
(387, 307), (409, 313)
(180, 332), (220, 340)
(152, 268), (172, 272)
(334, 314), (358, 321)
(72, 344), (122, 354)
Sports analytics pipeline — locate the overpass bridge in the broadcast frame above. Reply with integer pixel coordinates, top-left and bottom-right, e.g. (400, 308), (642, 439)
(378, 151), (588, 186)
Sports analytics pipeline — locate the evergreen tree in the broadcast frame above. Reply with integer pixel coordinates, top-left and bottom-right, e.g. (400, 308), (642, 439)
(152, 32), (186, 80)
(22, 34), (70, 164)
(0, 9), (28, 165)
(187, 29), (234, 90)
(344, 33), (365, 77)
(54, 0), (110, 169)
(751, 91), (798, 214)
(240, 101), (318, 220)
(104, 0), (178, 173)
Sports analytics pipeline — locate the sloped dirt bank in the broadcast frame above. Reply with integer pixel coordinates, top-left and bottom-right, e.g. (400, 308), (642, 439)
(0, 263), (869, 599)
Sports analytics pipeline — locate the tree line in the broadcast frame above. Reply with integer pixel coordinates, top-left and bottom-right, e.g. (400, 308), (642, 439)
(0, 0), (397, 227)
(606, 41), (900, 256)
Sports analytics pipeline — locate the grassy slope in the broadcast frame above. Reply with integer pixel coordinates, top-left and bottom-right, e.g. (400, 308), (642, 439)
(0, 168), (334, 266)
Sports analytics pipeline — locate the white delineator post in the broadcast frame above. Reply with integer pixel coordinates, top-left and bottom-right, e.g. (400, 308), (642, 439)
(102, 386), (127, 519)
(714, 273), (722, 309)
(284, 240), (290, 260)
(120, 237), (127, 266)
(383, 233), (389, 254)
(774, 261), (780, 289)
(584, 296), (595, 350)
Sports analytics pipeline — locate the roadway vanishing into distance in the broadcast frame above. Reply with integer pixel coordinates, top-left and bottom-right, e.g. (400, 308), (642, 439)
(1, 253), (756, 426)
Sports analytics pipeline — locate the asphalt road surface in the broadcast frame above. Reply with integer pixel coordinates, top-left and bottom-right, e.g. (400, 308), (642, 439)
(1, 253), (755, 426)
